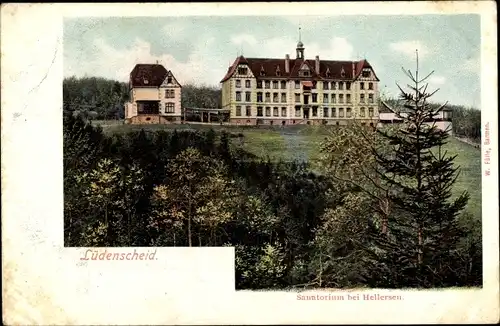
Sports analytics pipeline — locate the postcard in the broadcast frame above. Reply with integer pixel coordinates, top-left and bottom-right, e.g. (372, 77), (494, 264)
(1, 2), (498, 325)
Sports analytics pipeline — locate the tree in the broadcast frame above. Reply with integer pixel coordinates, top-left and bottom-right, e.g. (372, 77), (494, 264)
(369, 51), (470, 287)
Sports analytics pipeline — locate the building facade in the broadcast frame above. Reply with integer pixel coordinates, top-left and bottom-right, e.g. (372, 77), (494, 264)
(220, 40), (380, 126)
(125, 64), (182, 124)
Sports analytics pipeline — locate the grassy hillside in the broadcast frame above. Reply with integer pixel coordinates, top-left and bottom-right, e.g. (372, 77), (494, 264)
(94, 121), (481, 220)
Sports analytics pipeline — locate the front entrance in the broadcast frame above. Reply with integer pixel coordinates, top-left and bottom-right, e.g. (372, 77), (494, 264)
(303, 108), (310, 119)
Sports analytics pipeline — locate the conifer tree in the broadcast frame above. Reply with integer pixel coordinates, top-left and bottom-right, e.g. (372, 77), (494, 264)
(370, 51), (470, 287)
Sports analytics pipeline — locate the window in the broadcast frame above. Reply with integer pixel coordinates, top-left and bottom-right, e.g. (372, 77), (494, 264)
(273, 81), (279, 89)
(164, 89), (175, 98)
(346, 82), (351, 90)
(323, 94), (329, 103)
(281, 93), (287, 103)
(281, 81), (287, 89)
(312, 94), (318, 103)
(273, 107), (279, 117)
(339, 108), (344, 118)
(257, 81), (263, 89)
(236, 91), (242, 102)
(312, 81), (317, 89)
(362, 70), (370, 78)
(339, 94), (344, 104)
(346, 94), (351, 103)
(265, 92), (271, 103)
(368, 82), (373, 90)
(245, 92), (251, 102)
(346, 108), (352, 118)
(167, 77), (172, 84)
(360, 107), (366, 117)
(236, 80), (241, 88)
(246, 106), (251, 116)
(165, 103), (175, 113)
(273, 93), (279, 103)
(323, 107), (329, 117)
(331, 94), (336, 103)
(323, 81), (329, 90)
(281, 107), (287, 116)
(235, 106), (242, 116)
(257, 92), (263, 103)
(338, 82), (344, 90)
(369, 107), (374, 117)
(295, 93), (301, 103)
(331, 108), (336, 117)
(360, 94), (365, 103)
(295, 107), (301, 117)
(368, 94), (374, 103)
(312, 107), (318, 117)
(257, 107), (263, 116)
(295, 81), (300, 89)
(245, 80), (251, 88)
(360, 82), (365, 90)
(265, 107), (271, 117)
(276, 71), (281, 77)
(238, 67), (248, 75)
(331, 81), (336, 90)
(265, 81), (271, 89)
(260, 71), (266, 76)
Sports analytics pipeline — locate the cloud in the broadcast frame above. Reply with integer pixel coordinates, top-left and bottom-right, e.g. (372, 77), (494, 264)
(458, 57), (480, 74)
(64, 37), (227, 86)
(240, 35), (354, 60)
(64, 33), (354, 87)
(389, 40), (430, 59)
(230, 34), (258, 46)
(428, 75), (447, 85)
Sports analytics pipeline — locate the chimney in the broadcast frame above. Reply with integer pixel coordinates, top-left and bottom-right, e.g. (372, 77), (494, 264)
(352, 62), (355, 78)
(315, 55), (320, 73)
(285, 54), (290, 73)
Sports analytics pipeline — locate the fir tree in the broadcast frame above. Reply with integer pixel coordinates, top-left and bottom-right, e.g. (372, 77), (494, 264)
(370, 51), (470, 288)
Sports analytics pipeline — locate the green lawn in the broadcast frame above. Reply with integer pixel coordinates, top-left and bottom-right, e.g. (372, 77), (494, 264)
(96, 121), (481, 221)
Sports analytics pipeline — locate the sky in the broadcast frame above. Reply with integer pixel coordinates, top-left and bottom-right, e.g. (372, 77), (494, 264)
(63, 15), (481, 108)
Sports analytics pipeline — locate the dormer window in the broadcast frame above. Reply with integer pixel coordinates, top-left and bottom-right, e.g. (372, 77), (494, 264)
(340, 67), (346, 78)
(238, 67), (248, 75)
(143, 79), (149, 84)
(260, 65), (266, 76)
(362, 69), (370, 78)
(326, 68), (331, 78)
(276, 66), (281, 76)
(167, 77), (172, 84)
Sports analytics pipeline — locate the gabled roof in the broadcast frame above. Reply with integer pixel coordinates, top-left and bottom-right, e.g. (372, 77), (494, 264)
(220, 55), (379, 82)
(130, 64), (168, 87)
(354, 59), (381, 81)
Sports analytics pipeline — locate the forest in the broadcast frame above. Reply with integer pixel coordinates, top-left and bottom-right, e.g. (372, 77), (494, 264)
(63, 69), (482, 289)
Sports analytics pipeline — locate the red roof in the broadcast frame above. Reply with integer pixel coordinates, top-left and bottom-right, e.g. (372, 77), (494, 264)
(130, 64), (168, 87)
(220, 55), (379, 83)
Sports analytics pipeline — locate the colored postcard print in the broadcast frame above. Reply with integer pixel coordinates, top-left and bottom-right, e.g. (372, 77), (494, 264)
(2, 2), (498, 325)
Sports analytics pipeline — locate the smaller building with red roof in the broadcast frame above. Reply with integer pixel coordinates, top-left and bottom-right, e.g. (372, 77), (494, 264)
(125, 63), (182, 124)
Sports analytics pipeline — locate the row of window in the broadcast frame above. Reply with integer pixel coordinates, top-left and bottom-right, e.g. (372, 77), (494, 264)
(235, 79), (375, 91)
(237, 92), (375, 104)
(164, 103), (175, 113)
(164, 89), (175, 98)
(235, 106), (375, 118)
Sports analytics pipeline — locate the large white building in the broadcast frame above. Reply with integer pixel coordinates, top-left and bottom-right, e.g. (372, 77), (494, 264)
(220, 38), (380, 126)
